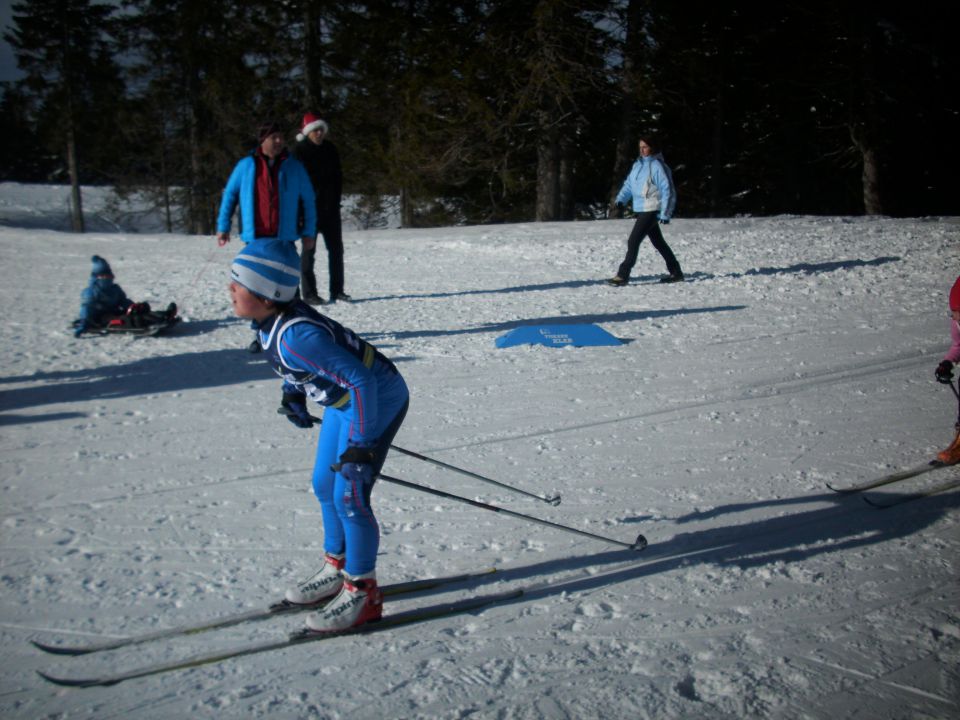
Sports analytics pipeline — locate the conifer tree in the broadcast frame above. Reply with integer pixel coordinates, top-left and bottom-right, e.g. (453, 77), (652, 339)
(5, 0), (122, 232)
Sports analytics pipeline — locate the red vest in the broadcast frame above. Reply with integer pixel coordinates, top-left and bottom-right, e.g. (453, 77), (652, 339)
(254, 151), (287, 237)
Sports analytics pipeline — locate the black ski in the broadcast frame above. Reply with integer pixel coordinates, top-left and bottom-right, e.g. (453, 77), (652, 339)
(31, 567), (495, 656)
(863, 477), (960, 508)
(826, 460), (945, 494)
(37, 587), (522, 688)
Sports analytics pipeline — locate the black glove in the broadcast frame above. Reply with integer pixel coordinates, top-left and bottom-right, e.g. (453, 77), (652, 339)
(936, 360), (955, 384)
(331, 445), (376, 485)
(279, 392), (315, 428)
(659, 217), (671, 225)
(613, 202), (624, 219)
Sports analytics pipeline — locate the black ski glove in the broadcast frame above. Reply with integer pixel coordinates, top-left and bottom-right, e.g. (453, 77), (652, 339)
(936, 360), (954, 384)
(279, 392), (315, 428)
(331, 445), (376, 486)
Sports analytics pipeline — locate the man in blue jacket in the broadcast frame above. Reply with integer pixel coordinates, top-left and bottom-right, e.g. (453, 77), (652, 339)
(217, 122), (317, 352)
(216, 122), (317, 251)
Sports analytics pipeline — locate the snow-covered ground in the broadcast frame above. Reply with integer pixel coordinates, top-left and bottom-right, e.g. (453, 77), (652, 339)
(1, 182), (958, 718)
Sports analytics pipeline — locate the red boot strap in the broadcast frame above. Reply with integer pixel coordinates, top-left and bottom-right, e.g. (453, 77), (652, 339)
(325, 554), (346, 570)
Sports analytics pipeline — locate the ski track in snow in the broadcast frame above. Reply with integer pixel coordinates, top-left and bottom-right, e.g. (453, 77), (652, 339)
(0, 184), (958, 718)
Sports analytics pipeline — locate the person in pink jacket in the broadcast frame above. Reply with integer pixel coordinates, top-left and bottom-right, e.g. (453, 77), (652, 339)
(934, 275), (960, 464)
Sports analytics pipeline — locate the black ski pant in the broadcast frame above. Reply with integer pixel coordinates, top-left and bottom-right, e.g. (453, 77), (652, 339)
(301, 214), (345, 299)
(616, 211), (682, 280)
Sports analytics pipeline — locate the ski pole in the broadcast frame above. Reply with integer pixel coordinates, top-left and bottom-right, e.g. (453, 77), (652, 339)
(386, 445), (561, 505)
(378, 472), (647, 551)
(278, 406), (561, 505)
(951, 378), (960, 426)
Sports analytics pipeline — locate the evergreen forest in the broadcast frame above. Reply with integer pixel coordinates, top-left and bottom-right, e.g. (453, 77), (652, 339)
(2, 0), (957, 233)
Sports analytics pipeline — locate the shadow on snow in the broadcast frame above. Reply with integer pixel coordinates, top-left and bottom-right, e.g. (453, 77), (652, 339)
(352, 256), (900, 303)
(364, 305), (748, 342)
(0, 347), (275, 424)
(401, 486), (959, 606)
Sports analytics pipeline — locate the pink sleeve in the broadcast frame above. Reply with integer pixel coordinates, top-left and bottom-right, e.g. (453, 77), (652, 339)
(946, 320), (960, 363)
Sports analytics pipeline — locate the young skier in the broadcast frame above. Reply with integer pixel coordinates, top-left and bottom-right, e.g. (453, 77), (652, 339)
(228, 239), (409, 632)
(934, 275), (960, 465)
(73, 255), (177, 336)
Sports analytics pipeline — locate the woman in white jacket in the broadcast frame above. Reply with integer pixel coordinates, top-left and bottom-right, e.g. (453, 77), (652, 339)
(608, 136), (684, 286)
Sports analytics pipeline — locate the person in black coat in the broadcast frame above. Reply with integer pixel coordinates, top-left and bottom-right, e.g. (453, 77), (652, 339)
(294, 113), (348, 304)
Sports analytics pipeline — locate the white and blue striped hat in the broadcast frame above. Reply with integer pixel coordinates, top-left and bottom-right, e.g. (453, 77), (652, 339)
(230, 240), (300, 302)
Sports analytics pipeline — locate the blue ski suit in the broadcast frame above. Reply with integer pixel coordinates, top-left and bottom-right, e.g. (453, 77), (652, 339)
(258, 301), (409, 576)
(76, 277), (132, 333)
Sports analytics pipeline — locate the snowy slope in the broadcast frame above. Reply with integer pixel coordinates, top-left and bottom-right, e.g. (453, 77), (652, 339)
(1, 182), (958, 718)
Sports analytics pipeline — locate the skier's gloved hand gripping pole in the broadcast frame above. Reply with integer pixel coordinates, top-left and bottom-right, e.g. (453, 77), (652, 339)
(936, 364), (960, 422)
(280, 393), (316, 429)
(278, 405), (561, 506)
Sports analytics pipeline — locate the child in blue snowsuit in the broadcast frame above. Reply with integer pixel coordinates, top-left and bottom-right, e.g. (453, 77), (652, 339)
(228, 239), (409, 632)
(73, 256), (176, 336)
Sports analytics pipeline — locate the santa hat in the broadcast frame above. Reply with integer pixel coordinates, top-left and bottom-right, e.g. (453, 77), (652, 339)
(90, 255), (114, 277)
(950, 276), (960, 312)
(296, 113), (329, 142)
(230, 240), (301, 302)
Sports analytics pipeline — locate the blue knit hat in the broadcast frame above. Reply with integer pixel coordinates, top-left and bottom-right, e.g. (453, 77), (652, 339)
(230, 240), (300, 302)
(90, 255), (113, 277)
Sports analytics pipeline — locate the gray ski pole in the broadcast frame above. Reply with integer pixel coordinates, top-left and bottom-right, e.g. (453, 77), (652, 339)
(387, 445), (561, 505)
(278, 406), (561, 505)
(378, 472), (646, 551)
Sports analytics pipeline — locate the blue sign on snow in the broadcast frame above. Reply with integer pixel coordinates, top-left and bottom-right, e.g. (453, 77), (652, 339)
(495, 324), (622, 348)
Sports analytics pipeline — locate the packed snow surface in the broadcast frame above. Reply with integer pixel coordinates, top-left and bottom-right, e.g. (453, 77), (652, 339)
(1, 183), (958, 718)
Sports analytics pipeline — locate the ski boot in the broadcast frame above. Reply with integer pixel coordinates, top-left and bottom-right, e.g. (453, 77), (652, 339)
(285, 553), (345, 605)
(305, 571), (382, 632)
(936, 426), (960, 465)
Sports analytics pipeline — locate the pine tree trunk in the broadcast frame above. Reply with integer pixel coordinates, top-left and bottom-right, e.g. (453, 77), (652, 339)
(861, 146), (882, 215)
(608, 0), (644, 214)
(66, 125), (85, 233)
(187, 107), (205, 235)
(536, 120), (560, 221)
(559, 144), (573, 220)
(851, 125), (883, 215)
(848, 11), (884, 216)
(400, 186), (413, 227)
(303, 2), (323, 109)
(709, 30), (728, 215)
(160, 147), (173, 233)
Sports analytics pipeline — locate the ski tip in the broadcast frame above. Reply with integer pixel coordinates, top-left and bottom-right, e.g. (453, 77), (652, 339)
(31, 639), (92, 656)
(37, 670), (108, 688)
(630, 534), (648, 551)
